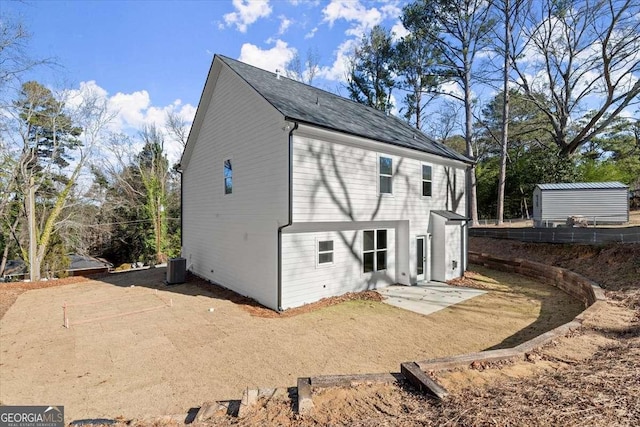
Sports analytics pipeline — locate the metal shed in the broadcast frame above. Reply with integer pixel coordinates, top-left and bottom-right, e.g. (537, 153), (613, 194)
(532, 182), (629, 227)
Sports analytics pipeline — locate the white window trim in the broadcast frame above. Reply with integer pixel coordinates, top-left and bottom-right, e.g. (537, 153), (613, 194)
(421, 163), (433, 198)
(316, 238), (334, 268)
(224, 157), (233, 195)
(362, 229), (388, 274)
(378, 154), (394, 196)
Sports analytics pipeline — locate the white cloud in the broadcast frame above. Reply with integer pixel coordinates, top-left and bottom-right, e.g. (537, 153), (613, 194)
(238, 40), (297, 73)
(390, 21), (409, 40)
(439, 81), (465, 100)
(64, 81), (196, 164)
(317, 39), (357, 82)
(223, 0), (272, 33)
(323, 0), (382, 38)
(318, 0), (403, 83)
(305, 26), (318, 39)
(278, 15), (292, 34)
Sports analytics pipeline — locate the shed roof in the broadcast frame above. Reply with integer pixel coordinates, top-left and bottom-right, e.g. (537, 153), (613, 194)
(536, 182), (628, 191)
(431, 210), (468, 221)
(217, 55), (472, 164)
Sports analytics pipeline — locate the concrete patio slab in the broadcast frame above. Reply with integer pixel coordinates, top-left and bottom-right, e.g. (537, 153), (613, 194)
(378, 282), (486, 316)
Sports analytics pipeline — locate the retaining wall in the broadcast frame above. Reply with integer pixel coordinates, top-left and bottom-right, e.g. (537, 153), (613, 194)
(414, 251), (607, 373)
(470, 226), (640, 244)
(468, 252), (605, 307)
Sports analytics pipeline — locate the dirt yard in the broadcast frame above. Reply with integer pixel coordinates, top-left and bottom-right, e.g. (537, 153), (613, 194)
(0, 264), (582, 422)
(186, 240), (639, 427)
(217, 238), (638, 427)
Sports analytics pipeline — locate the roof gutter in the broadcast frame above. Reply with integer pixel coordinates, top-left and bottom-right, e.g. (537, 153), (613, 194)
(277, 121), (298, 312)
(285, 118), (474, 165)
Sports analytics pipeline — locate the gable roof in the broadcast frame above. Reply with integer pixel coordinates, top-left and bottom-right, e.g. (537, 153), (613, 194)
(215, 55), (472, 164)
(536, 182), (628, 191)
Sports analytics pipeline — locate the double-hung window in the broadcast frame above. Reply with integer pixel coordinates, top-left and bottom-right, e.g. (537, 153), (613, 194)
(422, 164), (432, 197)
(363, 229), (387, 273)
(224, 159), (233, 194)
(317, 240), (334, 265)
(379, 156), (393, 194)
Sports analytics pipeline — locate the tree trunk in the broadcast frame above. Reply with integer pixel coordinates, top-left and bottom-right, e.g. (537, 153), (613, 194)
(0, 243), (9, 278)
(27, 176), (40, 281)
(497, 0), (511, 226)
(0, 217), (21, 278)
(464, 67), (479, 226)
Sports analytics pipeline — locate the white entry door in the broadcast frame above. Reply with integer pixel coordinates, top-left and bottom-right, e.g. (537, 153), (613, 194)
(416, 236), (426, 282)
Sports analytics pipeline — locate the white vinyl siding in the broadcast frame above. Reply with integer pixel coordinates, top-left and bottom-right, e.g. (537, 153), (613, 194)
(281, 228), (396, 309)
(291, 130), (467, 228)
(182, 64), (288, 310)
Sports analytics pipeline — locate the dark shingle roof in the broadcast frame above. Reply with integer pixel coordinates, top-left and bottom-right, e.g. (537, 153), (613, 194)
(432, 210), (468, 221)
(218, 55), (472, 164)
(69, 254), (112, 271)
(537, 182), (628, 191)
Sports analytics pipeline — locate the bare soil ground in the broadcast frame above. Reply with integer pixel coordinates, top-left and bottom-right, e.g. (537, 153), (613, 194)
(0, 263), (581, 423)
(209, 238), (638, 427)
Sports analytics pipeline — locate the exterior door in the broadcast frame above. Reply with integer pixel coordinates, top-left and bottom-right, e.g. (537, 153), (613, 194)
(416, 236), (426, 282)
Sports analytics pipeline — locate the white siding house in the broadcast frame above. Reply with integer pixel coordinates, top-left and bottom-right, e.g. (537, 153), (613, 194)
(180, 55), (473, 311)
(532, 182), (629, 227)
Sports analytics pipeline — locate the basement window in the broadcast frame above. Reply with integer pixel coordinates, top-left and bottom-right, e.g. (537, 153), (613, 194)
(363, 229), (387, 273)
(317, 240), (334, 265)
(224, 159), (232, 194)
(379, 156), (393, 194)
(422, 164), (432, 197)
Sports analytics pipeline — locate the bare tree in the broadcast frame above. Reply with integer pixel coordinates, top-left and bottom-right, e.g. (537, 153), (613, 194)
(513, 0), (640, 156)
(165, 110), (188, 148)
(286, 47), (321, 85)
(8, 82), (112, 280)
(490, 0), (530, 224)
(0, 14), (53, 96)
(426, 99), (463, 143)
(403, 0), (495, 226)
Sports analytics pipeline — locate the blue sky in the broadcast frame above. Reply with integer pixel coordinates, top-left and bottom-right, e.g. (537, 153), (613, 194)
(3, 0), (412, 159)
(3, 0), (638, 163)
